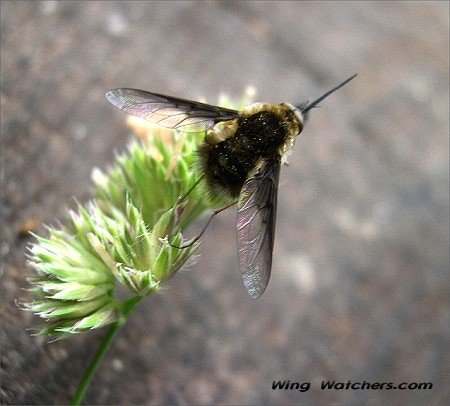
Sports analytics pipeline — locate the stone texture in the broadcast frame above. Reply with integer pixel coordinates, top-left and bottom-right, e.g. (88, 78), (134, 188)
(1, 1), (448, 404)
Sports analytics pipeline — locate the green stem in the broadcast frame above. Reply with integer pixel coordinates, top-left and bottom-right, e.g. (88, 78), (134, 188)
(71, 296), (143, 405)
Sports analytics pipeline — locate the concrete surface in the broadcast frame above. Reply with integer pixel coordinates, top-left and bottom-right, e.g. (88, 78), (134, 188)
(1, 1), (449, 404)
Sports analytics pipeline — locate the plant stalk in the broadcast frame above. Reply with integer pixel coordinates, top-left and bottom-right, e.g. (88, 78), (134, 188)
(71, 296), (142, 405)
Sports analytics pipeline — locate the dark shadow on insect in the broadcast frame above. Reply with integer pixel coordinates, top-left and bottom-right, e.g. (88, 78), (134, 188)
(106, 74), (357, 299)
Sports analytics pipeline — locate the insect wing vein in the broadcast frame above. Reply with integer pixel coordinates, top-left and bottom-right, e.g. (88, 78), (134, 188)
(106, 88), (239, 133)
(236, 158), (280, 298)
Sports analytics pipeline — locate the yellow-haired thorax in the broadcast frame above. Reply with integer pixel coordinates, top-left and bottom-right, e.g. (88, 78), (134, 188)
(241, 102), (304, 156)
(206, 102), (304, 148)
(205, 119), (238, 145)
(200, 102), (305, 200)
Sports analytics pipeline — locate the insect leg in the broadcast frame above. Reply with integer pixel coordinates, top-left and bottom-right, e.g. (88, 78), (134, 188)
(177, 174), (205, 204)
(170, 200), (238, 249)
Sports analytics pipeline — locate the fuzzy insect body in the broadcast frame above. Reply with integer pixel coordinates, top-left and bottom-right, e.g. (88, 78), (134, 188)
(200, 103), (303, 199)
(106, 74), (356, 298)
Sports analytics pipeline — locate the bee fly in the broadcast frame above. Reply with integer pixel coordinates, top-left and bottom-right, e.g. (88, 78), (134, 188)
(106, 74), (357, 299)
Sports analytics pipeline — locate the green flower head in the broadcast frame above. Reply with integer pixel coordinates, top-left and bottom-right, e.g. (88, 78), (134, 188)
(22, 88), (255, 340)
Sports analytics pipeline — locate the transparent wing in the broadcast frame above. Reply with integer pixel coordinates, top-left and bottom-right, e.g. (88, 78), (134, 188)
(236, 158), (281, 299)
(106, 88), (239, 133)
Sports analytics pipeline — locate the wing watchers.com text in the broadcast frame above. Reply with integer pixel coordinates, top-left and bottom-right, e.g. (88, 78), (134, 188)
(272, 380), (433, 392)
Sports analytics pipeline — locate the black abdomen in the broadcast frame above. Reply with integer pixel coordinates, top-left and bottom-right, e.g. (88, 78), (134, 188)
(200, 111), (288, 199)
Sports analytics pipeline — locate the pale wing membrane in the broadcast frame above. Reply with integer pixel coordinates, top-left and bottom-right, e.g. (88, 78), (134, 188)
(106, 88), (239, 133)
(237, 158), (281, 299)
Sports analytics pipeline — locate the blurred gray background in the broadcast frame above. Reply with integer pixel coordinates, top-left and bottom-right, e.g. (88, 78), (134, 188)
(1, 1), (449, 404)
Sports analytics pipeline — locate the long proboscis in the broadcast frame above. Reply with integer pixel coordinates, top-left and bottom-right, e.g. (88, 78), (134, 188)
(299, 74), (357, 113)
